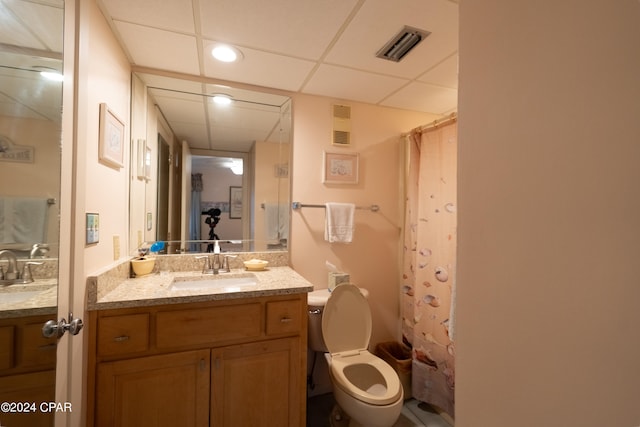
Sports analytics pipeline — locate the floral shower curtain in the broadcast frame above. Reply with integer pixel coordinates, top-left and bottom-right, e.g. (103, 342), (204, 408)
(401, 120), (457, 417)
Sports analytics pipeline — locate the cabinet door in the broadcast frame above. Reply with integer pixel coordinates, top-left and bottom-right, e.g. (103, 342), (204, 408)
(96, 350), (210, 427)
(211, 337), (301, 427)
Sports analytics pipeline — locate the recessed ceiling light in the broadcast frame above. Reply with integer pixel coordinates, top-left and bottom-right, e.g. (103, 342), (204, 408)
(211, 44), (243, 63)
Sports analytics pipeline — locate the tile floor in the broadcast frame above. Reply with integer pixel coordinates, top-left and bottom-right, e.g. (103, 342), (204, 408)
(307, 393), (453, 427)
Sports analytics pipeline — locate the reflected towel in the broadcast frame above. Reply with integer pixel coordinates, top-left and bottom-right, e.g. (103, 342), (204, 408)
(264, 203), (289, 241)
(0, 197), (49, 244)
(324, 202), (355, 243)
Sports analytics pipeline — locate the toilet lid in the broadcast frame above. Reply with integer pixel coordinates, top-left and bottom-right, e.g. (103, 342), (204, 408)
(321, 284), (371, 354)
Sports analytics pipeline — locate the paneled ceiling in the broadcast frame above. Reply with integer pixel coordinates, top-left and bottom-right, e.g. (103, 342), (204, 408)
(0, 0), (458, 152)
(99, 0), (459, 114)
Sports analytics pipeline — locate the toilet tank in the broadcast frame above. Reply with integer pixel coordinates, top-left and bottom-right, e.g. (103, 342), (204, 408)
(307, 287), (369, 353)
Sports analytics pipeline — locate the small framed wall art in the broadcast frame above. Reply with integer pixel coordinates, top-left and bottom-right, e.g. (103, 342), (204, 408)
(86, 213), (99, 245)
(323, 151), (359, 184)
(98, 103), (125, 169)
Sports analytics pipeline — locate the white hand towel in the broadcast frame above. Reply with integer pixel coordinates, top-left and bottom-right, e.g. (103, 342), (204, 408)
(324, 202), (355, 243)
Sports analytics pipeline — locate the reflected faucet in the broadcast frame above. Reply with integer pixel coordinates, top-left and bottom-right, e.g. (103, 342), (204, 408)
(0, 249), (19, 280)
(30, 243), (50, 259)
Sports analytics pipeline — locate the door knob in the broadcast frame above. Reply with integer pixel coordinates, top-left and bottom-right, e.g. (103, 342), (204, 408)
(42, 313), (84, 338)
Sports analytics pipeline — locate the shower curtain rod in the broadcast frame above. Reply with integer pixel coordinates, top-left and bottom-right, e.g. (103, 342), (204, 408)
(401, 112), (457, 137)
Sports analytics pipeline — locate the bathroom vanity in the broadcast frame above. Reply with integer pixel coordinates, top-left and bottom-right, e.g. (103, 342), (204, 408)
(86, 262), (312, 427)
(0, 277), (58, 427)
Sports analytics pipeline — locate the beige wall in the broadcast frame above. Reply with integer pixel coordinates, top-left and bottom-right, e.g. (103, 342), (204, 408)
(79, 0), (131, 275)
(70, 2), (132, 422)
(290, 93), (439, 347)
(457, 1), (640, 426)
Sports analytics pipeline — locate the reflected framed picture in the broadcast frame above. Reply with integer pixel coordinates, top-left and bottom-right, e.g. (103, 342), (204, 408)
(136, 139), (146, 179)
(323, 151), (359, 184)
(274, 163), (289, 178)
(98, 103), (125, 169)
(229, 186), (242, 219)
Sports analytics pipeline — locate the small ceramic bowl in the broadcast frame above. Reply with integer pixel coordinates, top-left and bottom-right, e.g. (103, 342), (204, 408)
(131, 257), (155, 277)
(243, 259), (269, 271)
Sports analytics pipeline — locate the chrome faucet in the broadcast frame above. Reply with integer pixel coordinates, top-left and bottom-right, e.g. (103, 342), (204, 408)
(219, 255), (237, 273)
(0, 250), (19, 280)
(21, 261), (43, 282)
(197, 255), (219, 275)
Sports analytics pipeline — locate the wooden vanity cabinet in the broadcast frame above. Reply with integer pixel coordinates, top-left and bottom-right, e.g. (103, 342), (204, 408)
(87, 293), (307, 427)
(0, 314), (57, 427)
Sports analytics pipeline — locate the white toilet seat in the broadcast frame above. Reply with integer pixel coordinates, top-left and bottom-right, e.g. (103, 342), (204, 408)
(329, 351), (402, 405)
(322, 284), (403, 407)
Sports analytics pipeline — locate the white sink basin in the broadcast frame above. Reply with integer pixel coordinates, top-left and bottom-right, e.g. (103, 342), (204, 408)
(170, 274), (258, 292)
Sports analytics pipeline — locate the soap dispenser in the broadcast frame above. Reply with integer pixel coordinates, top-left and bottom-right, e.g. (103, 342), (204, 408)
(212, 240), (222, 271)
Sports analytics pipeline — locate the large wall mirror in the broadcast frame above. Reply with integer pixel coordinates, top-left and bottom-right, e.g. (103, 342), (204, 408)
(129, 71), (291, 255)
(0, 0), (64, 424)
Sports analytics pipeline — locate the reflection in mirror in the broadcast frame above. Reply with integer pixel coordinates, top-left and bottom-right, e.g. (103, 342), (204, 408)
(129, 72), (291, 255)
(0, 1), (63, 424)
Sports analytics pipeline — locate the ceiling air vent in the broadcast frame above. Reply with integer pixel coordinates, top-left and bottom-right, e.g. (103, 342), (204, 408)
(376, 26), (431, 62)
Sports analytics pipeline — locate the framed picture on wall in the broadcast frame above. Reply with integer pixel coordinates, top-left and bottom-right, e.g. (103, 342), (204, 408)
(229, 186), (242, 219)
(98, 103), (125, 169)
(323, 151), (359, 184)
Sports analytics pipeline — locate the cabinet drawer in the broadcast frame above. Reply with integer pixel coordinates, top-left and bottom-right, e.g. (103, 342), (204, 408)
(98, 313), (149, 356)
(266, 300), (302, 336)
(21, 322), (57, 368)
(156, 303), (261, 349)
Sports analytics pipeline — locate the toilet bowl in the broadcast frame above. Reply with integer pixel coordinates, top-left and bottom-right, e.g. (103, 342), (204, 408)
(321, 284), (403, 427)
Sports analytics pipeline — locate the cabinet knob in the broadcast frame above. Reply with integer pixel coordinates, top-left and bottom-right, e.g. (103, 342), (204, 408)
(280, 317), (292, 323)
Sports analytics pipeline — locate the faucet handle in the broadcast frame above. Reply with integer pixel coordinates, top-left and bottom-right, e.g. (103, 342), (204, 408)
(221, 255), (237, 272)
(21, 261), (43, 282)
(196, 255), (213, 274)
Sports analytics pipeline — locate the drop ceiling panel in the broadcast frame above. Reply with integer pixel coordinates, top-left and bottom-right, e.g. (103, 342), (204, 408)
(97, 0), (195, 33)
(202, 41), (316, 92)
(114, 22), (200, 75)
(5, 0), (64, 52)
(198, 0), (358, 59)
(417, 54), (458, 89)
(150, 89), (206, 126)
(324, 0), (458, 79)
(381, 81), (457, 114)
(303, 64), (408, 105)
(170, 122), (209, 148)
(0, 5), (49, 50)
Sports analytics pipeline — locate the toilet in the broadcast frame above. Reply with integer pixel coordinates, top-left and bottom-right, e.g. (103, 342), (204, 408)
(318, 284), (404, 427)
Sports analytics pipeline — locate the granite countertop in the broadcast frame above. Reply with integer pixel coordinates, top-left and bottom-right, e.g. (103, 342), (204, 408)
(0, 279), (58, 318)
(88, 266), (314, 311)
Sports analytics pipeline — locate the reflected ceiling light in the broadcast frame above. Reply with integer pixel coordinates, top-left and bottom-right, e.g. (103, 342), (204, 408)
(40, 71), (64, 81)
(229, 159), (243, 175)
(211, 44), (243, 63)
(33, 66), (63, 81)
(212, 94), (233, 106)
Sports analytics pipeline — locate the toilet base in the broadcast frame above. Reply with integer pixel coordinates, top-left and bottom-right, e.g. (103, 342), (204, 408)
(329, 404), (350, 427)
(331, 383), (403, 427)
